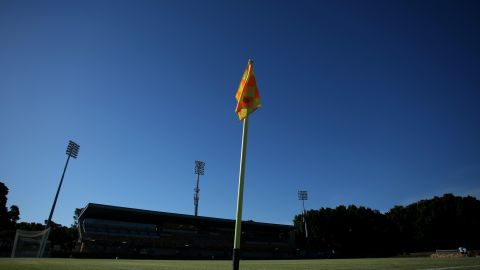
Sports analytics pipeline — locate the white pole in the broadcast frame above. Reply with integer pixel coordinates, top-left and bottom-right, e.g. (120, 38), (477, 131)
(10, 230), (20, 258)
(302, 200), (309, 239)
(233, 116), (249, 270)
(37, 228), (50, 258)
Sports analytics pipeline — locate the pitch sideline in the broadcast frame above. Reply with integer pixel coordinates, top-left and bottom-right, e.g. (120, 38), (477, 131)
(421, 265), (480, 270)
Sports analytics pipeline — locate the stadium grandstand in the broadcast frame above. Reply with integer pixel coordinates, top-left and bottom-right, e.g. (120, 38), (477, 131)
(76, 203), (295, 259)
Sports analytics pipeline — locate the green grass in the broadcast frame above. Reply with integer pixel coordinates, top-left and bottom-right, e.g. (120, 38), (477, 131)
(1, 257), (480, 270)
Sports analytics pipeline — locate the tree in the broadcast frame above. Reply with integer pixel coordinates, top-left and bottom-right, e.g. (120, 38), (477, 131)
(294, 193), (480, 257)
(386, 193), (480, 252)
(294, 204), (397, 258)
(0, 182), (21, 256)
(0, 182), (9, 229)
(0, 182), (20, 229)
(8, 205), (20, 224)
(16, 222), (45, 231)
(72, 208), (83, 228)
(48, 221), (78, 257)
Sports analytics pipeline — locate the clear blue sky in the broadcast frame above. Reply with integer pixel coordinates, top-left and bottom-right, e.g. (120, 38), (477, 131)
(1, 0), (479, 227)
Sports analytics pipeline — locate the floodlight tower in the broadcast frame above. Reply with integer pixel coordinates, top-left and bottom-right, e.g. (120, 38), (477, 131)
(298, 190), (309, 240)
(41, 140), (79, 257)
(193, 160), (205, 216)
(46, 140), (80, 228)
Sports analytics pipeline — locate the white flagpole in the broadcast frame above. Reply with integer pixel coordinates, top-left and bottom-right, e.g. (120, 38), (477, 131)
(233, 115), (249, 270)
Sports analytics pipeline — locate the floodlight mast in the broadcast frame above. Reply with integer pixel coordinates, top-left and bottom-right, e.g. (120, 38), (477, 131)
(40, 140), (79, 257)
(194, 160), (205, 216)
(298, 190), (309, 239)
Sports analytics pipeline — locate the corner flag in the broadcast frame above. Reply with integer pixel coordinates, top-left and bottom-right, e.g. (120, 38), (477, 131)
(235, 59), (261, 120)
(232, 59), (261, 270)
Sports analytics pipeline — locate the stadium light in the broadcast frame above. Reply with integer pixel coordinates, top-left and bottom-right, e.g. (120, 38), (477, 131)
(298, 190), (309, 239)
(195, 160), (205, 175)
(66, 140), (79, 159)
(41, 140), (80, 257)
(298, 190), (308, 201)
(194, 160), (205, 216)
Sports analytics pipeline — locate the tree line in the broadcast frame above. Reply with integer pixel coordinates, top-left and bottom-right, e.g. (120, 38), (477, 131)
(2, 180), (479, 258)
(293, 193), (480, 257)
(0, 181), (79, 257)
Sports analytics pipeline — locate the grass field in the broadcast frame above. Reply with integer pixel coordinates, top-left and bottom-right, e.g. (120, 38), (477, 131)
(1, 257), (480, 270)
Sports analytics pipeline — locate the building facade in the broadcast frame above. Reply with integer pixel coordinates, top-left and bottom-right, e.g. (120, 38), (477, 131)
(77, 203), (295, 259)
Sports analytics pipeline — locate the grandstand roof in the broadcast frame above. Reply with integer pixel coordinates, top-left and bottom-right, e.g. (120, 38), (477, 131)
(78, 203), (293, 230)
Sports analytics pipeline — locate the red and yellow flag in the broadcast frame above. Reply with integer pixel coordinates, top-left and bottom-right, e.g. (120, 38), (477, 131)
(235, 60), (261, 120)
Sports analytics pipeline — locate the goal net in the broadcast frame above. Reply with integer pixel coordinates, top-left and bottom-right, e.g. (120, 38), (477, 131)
(10, 228), (50, 258)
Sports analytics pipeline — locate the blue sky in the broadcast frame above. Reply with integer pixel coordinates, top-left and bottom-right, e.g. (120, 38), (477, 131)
(1, 0), (479, 227)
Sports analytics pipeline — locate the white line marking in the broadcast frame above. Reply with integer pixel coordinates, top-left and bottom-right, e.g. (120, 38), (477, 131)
(421, 265), (480, 270)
